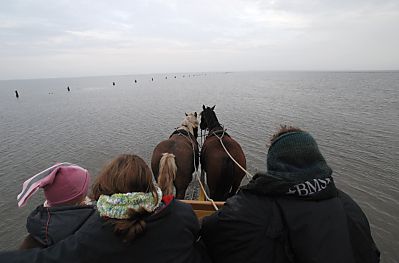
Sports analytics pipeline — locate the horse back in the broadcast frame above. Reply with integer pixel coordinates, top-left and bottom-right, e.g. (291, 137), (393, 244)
(151, 135), (199, 178)
(200, 135), (246, 200)
(201, 135), (246, 167)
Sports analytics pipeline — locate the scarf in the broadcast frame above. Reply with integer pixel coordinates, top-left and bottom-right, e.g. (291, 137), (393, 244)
(97, 187), (163, 219)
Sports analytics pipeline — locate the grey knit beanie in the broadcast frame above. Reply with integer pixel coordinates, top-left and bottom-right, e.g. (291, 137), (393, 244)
(267, 131), (332, 178)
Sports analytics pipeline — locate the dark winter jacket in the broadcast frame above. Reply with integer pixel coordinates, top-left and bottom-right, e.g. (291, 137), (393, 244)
(201, 172), (380, 263)
(2, 199), (210, 263)
(19, 204), (96, 249)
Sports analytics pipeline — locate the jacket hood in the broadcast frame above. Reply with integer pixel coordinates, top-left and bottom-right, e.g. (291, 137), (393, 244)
(26, 205), (95, 246)
(241, 171), (337, 200)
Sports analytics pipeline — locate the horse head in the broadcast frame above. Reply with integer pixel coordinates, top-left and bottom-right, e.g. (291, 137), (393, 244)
(200, 105), (218, 131)
(182, 112), (199, 138)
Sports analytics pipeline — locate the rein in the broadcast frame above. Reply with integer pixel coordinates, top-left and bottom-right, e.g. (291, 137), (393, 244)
(212, 128), (254, 180)
(195, 128), (219, 210)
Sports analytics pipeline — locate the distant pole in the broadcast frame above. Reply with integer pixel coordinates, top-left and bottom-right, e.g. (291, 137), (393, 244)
(165, 76), (167, 79)
(135, 80), (137, 83)
(67, 86), (70, 92)
(15, 90), (19, 98)
(113, 82), (115, 86)
(152, 77), (154, 81)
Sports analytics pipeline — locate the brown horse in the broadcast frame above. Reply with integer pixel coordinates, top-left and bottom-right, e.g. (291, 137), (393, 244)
(200, 105), (246, 201)
(151, 112), (199, 199)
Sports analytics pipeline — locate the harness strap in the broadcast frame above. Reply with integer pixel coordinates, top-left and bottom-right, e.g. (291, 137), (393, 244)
(170, 129), (189, 138)
(213, 129), (254, 180)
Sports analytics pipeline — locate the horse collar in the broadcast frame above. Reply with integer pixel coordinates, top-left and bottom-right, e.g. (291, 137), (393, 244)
(171, 129), (198, 144)
(207, 127), (228, 138)
(171, 129), (189, 137)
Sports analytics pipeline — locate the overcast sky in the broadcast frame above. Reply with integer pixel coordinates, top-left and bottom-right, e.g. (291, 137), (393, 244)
(1, 0), (398, 80)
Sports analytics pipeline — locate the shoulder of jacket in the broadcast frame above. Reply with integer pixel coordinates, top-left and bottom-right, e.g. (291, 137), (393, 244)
(172, 200), (197, 216)
(336, 190), (371, 229)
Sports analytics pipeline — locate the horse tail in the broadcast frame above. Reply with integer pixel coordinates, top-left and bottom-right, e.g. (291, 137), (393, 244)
(158, 153), (177, 196)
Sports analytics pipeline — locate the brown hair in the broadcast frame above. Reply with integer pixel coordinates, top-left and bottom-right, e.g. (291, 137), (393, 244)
(269, 125), (303, 145)
(91, 154), (158, 242)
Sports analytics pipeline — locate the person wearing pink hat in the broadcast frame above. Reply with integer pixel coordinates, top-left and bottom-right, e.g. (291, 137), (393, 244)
(17, 162), (95, 249)
(1, 154), (210, 263)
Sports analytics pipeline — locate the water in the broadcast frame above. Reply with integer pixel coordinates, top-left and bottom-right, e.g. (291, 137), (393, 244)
(0, 71), (398, 262)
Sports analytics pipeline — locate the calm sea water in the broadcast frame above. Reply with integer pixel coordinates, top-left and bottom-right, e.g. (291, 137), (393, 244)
(0, 71), (398, 262)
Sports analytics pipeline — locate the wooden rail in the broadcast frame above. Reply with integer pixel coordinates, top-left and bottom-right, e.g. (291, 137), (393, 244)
(180, 200), (225, 220)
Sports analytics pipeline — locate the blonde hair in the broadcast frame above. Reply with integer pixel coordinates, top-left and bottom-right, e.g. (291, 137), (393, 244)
(157, 153), (177, 195)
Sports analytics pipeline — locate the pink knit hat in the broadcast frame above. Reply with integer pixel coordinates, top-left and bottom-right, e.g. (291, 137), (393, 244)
(17, 163), (90, 207)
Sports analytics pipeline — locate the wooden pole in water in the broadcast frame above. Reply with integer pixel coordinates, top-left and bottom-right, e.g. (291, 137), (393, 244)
(15, 90), (19, 98)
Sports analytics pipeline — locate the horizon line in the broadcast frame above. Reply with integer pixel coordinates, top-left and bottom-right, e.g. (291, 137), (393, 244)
(1, 69), (398, 82)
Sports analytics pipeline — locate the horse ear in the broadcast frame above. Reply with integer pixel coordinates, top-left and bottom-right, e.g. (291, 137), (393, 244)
(203, 105), (206, 110)
(185, 112), (188, 116)
(211, 105), (215, 110)
(194, 112), (197, 117)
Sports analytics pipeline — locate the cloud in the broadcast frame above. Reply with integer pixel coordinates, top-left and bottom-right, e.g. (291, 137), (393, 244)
(0, 0), (399, 79)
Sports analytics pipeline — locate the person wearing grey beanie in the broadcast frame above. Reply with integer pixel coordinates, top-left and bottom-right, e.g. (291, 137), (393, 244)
(201, 126), (380, 263)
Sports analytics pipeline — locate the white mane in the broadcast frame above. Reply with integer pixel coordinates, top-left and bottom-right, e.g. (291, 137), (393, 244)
(177, 112), (198, 135)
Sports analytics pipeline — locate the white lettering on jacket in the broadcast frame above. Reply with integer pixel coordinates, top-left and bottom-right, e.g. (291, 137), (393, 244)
(286, 178), (331, 196)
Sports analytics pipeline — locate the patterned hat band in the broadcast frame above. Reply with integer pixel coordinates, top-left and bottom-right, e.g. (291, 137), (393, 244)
(97, 186), (163, 219)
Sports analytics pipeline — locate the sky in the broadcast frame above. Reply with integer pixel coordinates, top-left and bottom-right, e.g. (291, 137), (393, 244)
(1, 0), (399, 80)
